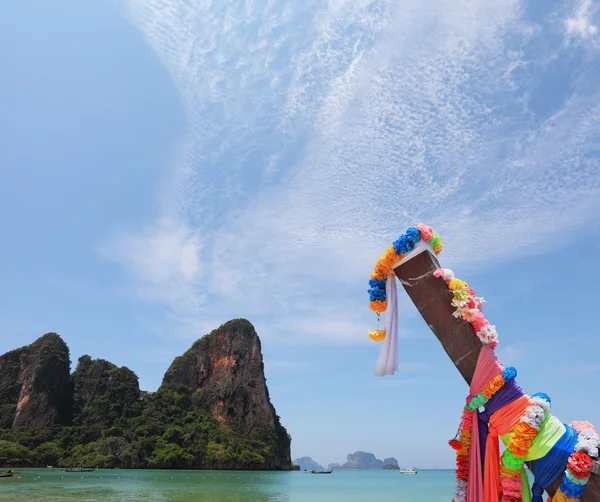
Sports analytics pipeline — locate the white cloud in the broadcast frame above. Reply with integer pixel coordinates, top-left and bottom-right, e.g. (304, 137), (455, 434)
(101, 217), (202, 308)
(565, 0), (599, 40)
(112, 0), (600, 344)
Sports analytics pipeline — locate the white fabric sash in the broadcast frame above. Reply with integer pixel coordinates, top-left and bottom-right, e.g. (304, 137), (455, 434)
(373, 240), (434, 376)
(374, 272), (398, 376)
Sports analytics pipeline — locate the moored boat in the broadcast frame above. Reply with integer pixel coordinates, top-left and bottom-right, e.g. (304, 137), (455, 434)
(311, 469), (333, 474)
(399, 468), (417, 474)
(65, 467), (96, 473)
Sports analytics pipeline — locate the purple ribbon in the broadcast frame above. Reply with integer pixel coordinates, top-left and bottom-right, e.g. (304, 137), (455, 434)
(477, 379), (525, 470)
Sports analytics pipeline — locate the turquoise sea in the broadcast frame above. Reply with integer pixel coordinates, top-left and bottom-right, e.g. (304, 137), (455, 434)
(0, 469), (454, 501)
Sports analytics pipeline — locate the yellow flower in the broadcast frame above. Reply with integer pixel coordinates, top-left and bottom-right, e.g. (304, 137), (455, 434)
(449, 279), (468, 291)
(453, 290), (469, 301)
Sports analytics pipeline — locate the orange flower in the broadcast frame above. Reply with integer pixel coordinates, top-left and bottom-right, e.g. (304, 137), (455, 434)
(369, 300), (387, 313)
(373, 261), (390, 277)
(507, 423), (538, 457)
(458, 430), (471, 456)
(483, 375), (505, 399)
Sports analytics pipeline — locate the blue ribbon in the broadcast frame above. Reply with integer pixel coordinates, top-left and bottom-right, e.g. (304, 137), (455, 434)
(531, 424), (578, 502)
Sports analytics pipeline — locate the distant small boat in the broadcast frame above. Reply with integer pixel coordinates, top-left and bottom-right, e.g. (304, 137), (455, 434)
(65, 467), (96, 473)
(0, 470), (18, 478)
(399, 468), (417, 474)
(311, 469), (333, 474)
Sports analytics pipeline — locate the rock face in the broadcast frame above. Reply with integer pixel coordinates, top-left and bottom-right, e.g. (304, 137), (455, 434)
(0, 333), (71, 430)
(0, 321), (292, 470)
(294, 456), (325, 471)
(328, 463), (342, 470)
(163, 319), (275, 432)
(339, 451), (384, 469)
(71, 355), (140, 427)
(161, 319), (291, 468)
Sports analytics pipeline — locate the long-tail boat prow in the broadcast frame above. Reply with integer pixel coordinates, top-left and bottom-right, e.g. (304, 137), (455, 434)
(367, 225), (600, 502)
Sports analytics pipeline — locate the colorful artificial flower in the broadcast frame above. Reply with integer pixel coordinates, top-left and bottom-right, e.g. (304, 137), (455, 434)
(368, 225), (441, 336)
(435, 268), (498, 348)
(498, 400), (547, 501)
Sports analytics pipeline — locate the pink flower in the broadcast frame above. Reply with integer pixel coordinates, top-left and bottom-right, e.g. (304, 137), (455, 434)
(572, 421), (597, 435)
(417, 223), (434, 242)
(471, 312), (488, 332)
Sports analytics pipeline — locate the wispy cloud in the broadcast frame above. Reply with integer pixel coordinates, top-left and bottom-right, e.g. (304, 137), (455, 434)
(565, 0), (599, 41)
(111, 0), (600, 344)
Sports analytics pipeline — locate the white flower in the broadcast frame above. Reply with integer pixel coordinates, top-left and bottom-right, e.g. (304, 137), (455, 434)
(453, 309), (466, 319)
(454, 479), (468, 502)
(440, 268), (455, 282)
(575, 429), (600, 458)
(451, 298), (469, 309)
(531, 397), (551, 416)
(522, 405), (545, 430)
(476, 325), (498, 345)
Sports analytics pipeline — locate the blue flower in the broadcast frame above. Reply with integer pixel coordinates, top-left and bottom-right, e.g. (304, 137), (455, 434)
(561, 477), (585, 498)
(369, 279), (386, 289)
(502, 367), (517, 381)
(532, 392), (551, 404)
(368, 282), (386, 301)
(392, 234), (414, 255)
(405, 227), (421, 245)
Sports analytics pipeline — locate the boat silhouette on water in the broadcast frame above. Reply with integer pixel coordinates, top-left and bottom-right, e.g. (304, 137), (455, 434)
(64, 467), (96, 473)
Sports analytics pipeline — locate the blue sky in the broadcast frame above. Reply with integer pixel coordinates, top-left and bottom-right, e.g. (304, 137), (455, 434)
(1, 0), (600, 469)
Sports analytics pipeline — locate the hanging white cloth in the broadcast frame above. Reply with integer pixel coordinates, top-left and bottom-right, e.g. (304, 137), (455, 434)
(372, 240), (433, 376)
(374, 272), (398, 376)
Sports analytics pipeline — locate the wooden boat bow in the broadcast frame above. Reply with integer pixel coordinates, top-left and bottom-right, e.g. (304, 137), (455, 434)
(394, 249), (600, 501)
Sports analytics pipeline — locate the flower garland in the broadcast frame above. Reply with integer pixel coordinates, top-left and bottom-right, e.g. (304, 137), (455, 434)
(368, 224), (442, 341)
(449, 407), (473, 502)
(434, 268), (498, 349)
(552, 421), (599, 502)
(449, 366), (518, 501)
(499, 395), (548, 502)
(465, 367), (517, 411)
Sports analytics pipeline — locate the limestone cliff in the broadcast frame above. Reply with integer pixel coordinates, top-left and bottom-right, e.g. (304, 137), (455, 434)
(71, 355), (140, 428)
(162, 319), (291, 468)
(0, 333), (71, 430)
(0, 322), (292, 470)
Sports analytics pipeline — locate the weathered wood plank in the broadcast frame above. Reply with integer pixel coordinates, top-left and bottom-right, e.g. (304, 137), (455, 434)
(394, 249), (600, 502)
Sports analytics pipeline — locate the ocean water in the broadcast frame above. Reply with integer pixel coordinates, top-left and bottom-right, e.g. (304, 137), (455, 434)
(0, 468), (454, 501)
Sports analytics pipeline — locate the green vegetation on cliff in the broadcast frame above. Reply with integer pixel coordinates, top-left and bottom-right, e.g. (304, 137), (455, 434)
(0, 322), (292, 470)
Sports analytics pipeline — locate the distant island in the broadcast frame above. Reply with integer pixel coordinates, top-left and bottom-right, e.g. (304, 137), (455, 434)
(0, 319), (292, 470)
(329, 452), (399, 470)
(293, 456), (325, 471)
